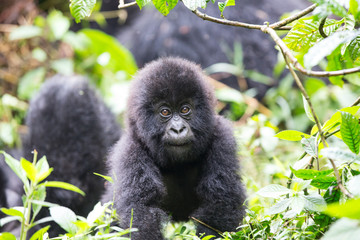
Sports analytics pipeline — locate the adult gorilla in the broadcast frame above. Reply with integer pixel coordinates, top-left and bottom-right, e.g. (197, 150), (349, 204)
(22, 75), (121, 234)
(104, 57), (246, 239)
(116, 0), (309, 97)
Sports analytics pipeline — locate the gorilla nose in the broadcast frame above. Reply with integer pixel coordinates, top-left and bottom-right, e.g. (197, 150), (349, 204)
(170, 125), (187, 135)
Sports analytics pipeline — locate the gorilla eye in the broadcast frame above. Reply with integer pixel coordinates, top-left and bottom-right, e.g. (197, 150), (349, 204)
(180, 106), (191, 115)
(160, 108), (171, 117)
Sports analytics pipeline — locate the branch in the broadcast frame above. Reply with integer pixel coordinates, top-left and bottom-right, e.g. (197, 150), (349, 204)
(192, 9), (262, 30)
(319, 17), (328, 38)
(269, 4), (317, 29)
(262, 26), (360, 77)
(190, 216), (223, 236)
(193, 6), (360, 77)
(118, 1), (138, 9)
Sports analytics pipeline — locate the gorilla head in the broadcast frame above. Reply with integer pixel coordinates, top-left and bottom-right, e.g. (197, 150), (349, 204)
(127, 58), (216, 166)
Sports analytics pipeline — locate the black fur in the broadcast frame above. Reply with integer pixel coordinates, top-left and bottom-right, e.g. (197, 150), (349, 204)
(104, 57), (246, 239)
(116, 0), (309, 97)
(22, 75), (121, 234)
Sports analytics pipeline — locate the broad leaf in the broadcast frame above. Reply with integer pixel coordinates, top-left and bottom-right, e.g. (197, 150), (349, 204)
(311, 176), (337, 189)
(302, 95), (315, 122)
(257, 184), (293, 198)
(321, 147), (360, 163)
(304, 194), (327, 212)
(9, 26), (42, 40)
(70, 0), (96, 23)
(301, 136), (317, 157)
(136, 0), (152, 9)
(40, 181), (85, 196)
(20, 158), (37, 182)
(322, 218), (360, 240)
(0, 151), (29, 190)
(266, 198), (292, 215)
(290, 167), (333, 180)
(275, 130), (310, 141)
(326, 198), (360, 219)
(290, 196), (306, 214)
(49, 206), (77, 234)
(183, 0), (207, 10)
(340, 111), (360, 154)
(304, 30), (360, 69)
(153, 0), (178, 16)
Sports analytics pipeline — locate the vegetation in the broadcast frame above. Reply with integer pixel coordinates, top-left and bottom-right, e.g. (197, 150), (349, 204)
(2, 0), (360, 239)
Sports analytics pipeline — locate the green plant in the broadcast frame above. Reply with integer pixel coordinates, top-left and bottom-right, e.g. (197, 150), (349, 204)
(0, 151), (132, 240)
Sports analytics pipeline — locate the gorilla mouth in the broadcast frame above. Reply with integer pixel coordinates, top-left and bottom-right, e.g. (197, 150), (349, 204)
(166, 140), (192, 147)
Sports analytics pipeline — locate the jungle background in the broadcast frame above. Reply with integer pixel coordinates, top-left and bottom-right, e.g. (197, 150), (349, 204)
(1, 0), (360, 239)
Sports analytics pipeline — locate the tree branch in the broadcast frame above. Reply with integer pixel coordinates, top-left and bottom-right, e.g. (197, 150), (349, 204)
(269, 4), (317, 29)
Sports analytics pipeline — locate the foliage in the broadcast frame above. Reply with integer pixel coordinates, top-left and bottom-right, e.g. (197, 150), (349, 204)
(0, 151), (133, 240)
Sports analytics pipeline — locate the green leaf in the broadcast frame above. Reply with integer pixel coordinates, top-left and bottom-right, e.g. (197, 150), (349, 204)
(78, 29), (137, 77)
(20, 158), (37, 182)
(290, 167), (333, 180)
(136, 0), (152, 9)
(35, 156), (53, 182)
(50, 58), (74, 76)
(70, 0), (96, 23)
(311, 176), (337, 189)
(321, 147), (360, 163)
(326, 47), (344, 87)
(0, 232), (17, 240)
(9, 26), (42, 40)
(326, 198), (360, 219)
(218, 0), (235, 17)
(32, 186), (46, 217)
(290, 195), (306, 214)
(182, 0), (207, 11)
(301, 136), (317, 157)
(283, 18), (341, 52)
(266, 198), (292, 215)
(340, 111), (360, 154)
(17, 67), (46, 100)
(215, 88), (244, 104)
(322, 218), (360, 240)
(350, 0), (360, 21)
(152, 0), (178, 16)
(1, 208), (24, 218)
(309, 0), (347, 18)
(304, 194), (327, 211)
(29, 225), (50, 240)
(49, 206), (77, 234)
(40, 181), (85, 196)
(304, 30), (360, 69)
(274, 130), (310, 141)
(305, 78), (326, 96)
(257, 184), (293, 198)
(322, 106), (360, 133)
(302, 96), (315, 122)
(0, 151), (29, 190)
(47, 10), (70, 40)
(93, 172), (113, 183)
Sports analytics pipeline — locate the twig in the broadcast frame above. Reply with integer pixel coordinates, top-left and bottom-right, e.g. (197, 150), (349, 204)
(190, 216), (223, 236)
(262, 26), (360, 77)
(270, 4), (317, 29)
(193, 7), (360, 77)
(193, 9), (262, 30)
(118, 1), (138, 9)
(319, 17), (328, 38)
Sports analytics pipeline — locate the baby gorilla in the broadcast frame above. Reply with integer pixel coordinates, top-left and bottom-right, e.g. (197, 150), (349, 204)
(104, 57), (246, 239)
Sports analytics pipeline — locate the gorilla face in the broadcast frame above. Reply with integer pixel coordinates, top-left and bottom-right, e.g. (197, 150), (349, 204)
(158, 102), (195, 158)
(127, 57), (217, 166)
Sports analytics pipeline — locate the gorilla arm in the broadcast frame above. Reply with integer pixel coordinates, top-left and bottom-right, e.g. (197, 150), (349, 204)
(108, 136), (168, 240)
(193, 116), (246, 236)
